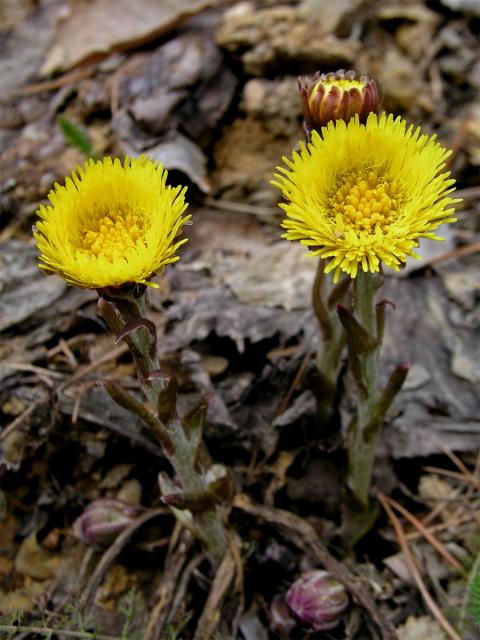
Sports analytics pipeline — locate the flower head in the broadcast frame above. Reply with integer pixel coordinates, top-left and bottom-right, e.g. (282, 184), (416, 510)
(273, 113), (459, 282)
(34, 156), (189, 289)
(299, 69), (379, 133)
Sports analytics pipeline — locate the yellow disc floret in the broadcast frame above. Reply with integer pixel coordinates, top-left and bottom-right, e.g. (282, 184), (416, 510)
(330, 170), (402, 234)
(82, 211), (145, 260)
(34, 156), (189, 289)
(272, 113), (460, 282)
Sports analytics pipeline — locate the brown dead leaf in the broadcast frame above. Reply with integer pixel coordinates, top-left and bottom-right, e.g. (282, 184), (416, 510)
(224, 243), (316, 311)
(0, 556), (13, 577)
(144, 133), (210, 193)
(0, 581), (47, 615)
(14, 533), (61, 580)
(42, 0), (224, 74)
(212, 117), (291, 200)
(95, 563), (132, 611)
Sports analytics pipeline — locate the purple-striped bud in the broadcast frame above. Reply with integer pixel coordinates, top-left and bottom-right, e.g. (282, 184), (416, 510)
(74, 498), (144, 548)
(285, 570), (349, 632)
(299, 69), (379, 134)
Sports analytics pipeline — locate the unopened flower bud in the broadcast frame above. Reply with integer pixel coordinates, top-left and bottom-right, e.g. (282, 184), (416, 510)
(299, 69), (379, 135)
(74, 498), (144, 548)
(285, 570), (349, 632)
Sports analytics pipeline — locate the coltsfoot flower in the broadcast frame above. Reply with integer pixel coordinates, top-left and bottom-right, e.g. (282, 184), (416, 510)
(299, 69), (379, 132)
(273, 113), (460, 282)
(34, 156), (189, 288)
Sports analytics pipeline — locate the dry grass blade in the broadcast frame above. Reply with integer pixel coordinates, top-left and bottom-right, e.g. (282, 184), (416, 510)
(406, 511), (473, 541)
(1, 344), (130, 444)
(431, 436), (480, 490)
(275, 351), (310, 417)
(206, 197), (279, 218)
(1, 362), (64, 381)
(0, 400), (43, 443)
(6, 68), (94, 98)
(228, 532), (246, 638)
(60, 344), (129, 392)
(378, 493), (462, 640)
(387, 496), (463, 570)
(192, 535), (239, 640)
(422, 467), (475, 484)
(145, 528), (193, 640)
(167, 553), (206, 626)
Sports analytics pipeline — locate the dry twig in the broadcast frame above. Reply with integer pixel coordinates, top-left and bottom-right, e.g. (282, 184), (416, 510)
(193, 535), (239, 640)
(145, 527), (194, 640)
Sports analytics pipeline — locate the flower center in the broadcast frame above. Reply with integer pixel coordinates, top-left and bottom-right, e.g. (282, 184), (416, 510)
(312, 78), (364, 95)
(331, 170), (401, 234)
(81, 210), (145, 261)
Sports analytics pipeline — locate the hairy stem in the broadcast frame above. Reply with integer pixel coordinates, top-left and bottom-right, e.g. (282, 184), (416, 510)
(99, 289), (227, 564)
(348, 270), (380, 506)
(312, 259), (346, 424)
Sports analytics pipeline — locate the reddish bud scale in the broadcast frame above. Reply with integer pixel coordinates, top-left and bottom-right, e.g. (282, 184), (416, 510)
(299, 69), (379, 134)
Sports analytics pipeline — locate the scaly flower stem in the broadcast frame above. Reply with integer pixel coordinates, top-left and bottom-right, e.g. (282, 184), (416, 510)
(317, 315), (345, 389)
(348, 270), (380, 507)
(100, 289), (227, 565)
(312, 259), (346, 425)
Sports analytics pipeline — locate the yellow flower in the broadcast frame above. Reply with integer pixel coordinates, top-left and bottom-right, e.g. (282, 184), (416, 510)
(273, 113), (460, 282)
(34, 156), (189, 289)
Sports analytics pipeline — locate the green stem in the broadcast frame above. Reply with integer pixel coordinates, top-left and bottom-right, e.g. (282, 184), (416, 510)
(348, 270), (380, 506)
(312, 260), (347, 424)
(344, 272), (408, 544)
(317, 312), (345, 383)
(159, 414), (227, 564)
